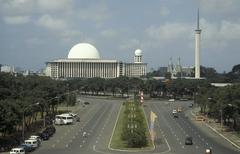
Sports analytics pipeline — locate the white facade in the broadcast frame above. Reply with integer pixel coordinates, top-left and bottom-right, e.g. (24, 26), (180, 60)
(195, 9), (201, 79)
(46, 43), (147, 79)
(1, 65), (15, 73)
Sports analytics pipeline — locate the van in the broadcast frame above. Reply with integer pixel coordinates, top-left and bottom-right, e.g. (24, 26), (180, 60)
(55, 114), (73, 125)
(10, 147), (25, 154)
(24, 139), (38, 148)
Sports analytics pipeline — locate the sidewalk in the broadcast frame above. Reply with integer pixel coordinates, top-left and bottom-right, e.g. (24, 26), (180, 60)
(190, 107), (240, 150)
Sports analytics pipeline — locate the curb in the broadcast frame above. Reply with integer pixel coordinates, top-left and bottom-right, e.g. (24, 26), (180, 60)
(205, 123), (240, 150)
(190, 109), (240, 150)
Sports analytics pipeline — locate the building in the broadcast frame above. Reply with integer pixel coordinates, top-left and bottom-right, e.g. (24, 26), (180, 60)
(0, 65), (15, 73)
(45, 43), (147, 79)
(167, 57), (194, 78)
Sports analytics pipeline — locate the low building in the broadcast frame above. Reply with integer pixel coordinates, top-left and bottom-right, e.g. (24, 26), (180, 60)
(46, 43), (147, 79)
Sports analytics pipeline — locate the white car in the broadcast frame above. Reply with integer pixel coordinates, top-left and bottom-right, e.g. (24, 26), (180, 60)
(29, 135), (41, 145)
(172, 109), (177, 114)
(10, 147), (25, 154)
(168, 99), (175, 102)
(24, 139), (39, 148)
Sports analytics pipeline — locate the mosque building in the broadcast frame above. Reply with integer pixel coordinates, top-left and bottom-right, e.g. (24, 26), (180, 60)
(45, 43), (147, 79)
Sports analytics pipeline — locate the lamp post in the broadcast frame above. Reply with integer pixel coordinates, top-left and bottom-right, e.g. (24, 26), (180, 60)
(22, 102), (40, 142)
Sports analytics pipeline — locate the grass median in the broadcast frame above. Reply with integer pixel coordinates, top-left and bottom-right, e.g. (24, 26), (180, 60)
(109, 101), (154, 150)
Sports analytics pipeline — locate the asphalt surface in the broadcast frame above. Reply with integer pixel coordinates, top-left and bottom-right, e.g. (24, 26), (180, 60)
(145, 100), (240, 154)
(28, 98), (240, 154)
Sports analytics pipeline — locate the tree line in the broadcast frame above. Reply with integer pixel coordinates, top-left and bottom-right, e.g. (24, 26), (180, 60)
(0, 67), (240, 137)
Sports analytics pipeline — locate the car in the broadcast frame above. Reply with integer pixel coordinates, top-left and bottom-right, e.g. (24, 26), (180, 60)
(189, 103), (193, 108)
(205, 148), (212, 154)
(36, 132), (49, 141)
(185, 137), (193, 145)
(42, 126), (56, 137)
(28, 135), (41, 145)
(172, 109), (177, 114)
(173, 113), (178, 118)
(10, 147), (25, 154)
(19, 144), (34, 152)
(168, 99), (175, 102)
(84, 101), (90, 105)
(24, 139), (39, 149)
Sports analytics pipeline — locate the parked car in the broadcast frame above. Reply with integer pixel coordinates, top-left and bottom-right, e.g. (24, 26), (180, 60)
(45, 125), (56, 136)
(36, 132), (49, 141)
(19, 144), (34, 152)
(168, 99), (175, 102)
(24, 139), (38, 149)
(28, 135), (41, 145)
(185, 137), (193, 145)
(10, 147), (25, 154)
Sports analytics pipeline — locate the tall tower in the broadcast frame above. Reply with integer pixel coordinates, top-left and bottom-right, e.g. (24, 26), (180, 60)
(195, 9), (201, 79)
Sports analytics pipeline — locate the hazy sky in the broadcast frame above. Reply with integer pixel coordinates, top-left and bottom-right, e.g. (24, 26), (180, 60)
(1, 0), (240, 73)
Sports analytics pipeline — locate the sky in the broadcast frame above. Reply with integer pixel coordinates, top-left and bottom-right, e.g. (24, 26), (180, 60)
(0, 0), (240, 73)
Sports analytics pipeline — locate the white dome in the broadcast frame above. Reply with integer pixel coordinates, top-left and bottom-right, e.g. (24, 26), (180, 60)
(68, 43), (100, 59)
(135, 49), (142, 56)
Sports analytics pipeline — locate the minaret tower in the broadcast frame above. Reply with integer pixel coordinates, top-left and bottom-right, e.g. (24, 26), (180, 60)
(195, 9), (201, 79)
(134, 49), (142, 63)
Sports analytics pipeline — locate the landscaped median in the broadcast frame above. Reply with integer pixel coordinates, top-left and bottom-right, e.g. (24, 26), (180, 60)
(109, 101), (154, 151)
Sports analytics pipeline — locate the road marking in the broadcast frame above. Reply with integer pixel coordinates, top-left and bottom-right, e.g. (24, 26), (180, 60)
(66, 144), (69, 148)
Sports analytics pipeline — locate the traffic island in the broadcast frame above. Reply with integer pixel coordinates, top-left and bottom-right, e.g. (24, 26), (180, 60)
(109, 101), (154, 151)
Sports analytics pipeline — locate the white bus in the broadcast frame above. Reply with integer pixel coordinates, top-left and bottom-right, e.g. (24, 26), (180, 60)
(55, 114), (73, 125)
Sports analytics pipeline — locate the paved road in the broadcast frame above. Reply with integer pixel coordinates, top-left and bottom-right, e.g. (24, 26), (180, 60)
(29, 98), (240, 154)
(32, 97), (121, 154)
(145, 100), (240, 154)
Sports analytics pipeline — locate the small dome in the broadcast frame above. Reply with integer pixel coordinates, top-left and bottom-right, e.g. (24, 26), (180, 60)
(135, 49), (142, 56)
(68, 43), (100, 59)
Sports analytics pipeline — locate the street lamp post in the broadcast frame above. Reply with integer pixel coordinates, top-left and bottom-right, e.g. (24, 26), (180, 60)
(22, 102), (40, 142)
